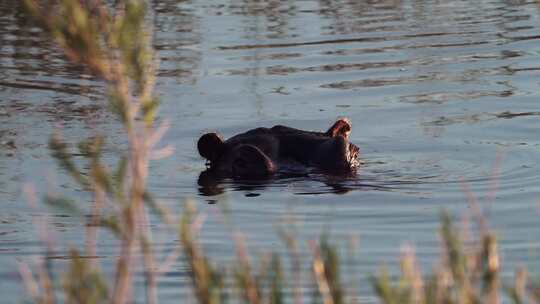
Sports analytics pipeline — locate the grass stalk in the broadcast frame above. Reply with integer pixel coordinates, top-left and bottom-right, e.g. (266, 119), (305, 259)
(22, 0), (162, 303)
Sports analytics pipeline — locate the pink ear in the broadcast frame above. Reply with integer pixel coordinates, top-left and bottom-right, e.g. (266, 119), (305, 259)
(326, 118), (351, 138)
(197, 133), (224, 161)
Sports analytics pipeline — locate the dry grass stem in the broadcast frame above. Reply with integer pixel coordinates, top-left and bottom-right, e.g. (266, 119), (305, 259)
(156, 245), (182, 275)
(310, 240), (334, 304)
(18, 261), (41, 302)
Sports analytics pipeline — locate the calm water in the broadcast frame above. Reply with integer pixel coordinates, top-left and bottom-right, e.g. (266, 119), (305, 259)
(1, 0), (540, 302)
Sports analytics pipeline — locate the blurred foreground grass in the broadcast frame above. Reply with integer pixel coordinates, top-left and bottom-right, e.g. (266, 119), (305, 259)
(180, 202), (540, 304)
(19, 1), (540, 303)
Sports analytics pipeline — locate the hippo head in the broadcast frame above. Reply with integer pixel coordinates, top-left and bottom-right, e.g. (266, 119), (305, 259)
(197, 118), (360, 179)
(198, 133), (276, 178)
(322, 118), (360, 172)
(312, 135), (360, 174)
(273, 118), (360, 174)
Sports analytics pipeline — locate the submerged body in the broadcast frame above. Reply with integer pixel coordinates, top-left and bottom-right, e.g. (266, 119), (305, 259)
(197, 118), (360, 178)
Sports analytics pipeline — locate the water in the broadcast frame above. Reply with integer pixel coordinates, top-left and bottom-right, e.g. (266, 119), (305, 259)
(1, 0), (540, 301)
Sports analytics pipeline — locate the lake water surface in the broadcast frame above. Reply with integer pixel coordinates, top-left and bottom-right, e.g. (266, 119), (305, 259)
(1, 0), (540, 302)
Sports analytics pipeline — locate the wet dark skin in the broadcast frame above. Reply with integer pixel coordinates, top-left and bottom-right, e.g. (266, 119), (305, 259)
(197, 118), (360, 178)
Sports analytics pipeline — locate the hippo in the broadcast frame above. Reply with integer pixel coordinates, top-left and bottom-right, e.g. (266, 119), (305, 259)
(197, 118), (360, 178)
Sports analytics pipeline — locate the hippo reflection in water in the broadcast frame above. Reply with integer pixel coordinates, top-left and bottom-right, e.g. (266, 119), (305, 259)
(197, 118), (360, 179)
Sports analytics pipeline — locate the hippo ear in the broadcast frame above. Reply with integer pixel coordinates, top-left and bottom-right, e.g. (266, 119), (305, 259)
(326, 118), (351, 139)
(198, 133), (225, 162)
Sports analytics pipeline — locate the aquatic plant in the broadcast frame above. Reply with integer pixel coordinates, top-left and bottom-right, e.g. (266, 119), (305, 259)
(179, 206), (540, 304)
(21, 0), (169, 303)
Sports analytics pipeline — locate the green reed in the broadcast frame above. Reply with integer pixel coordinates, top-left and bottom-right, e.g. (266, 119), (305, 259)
(22, 0), (164, 303)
